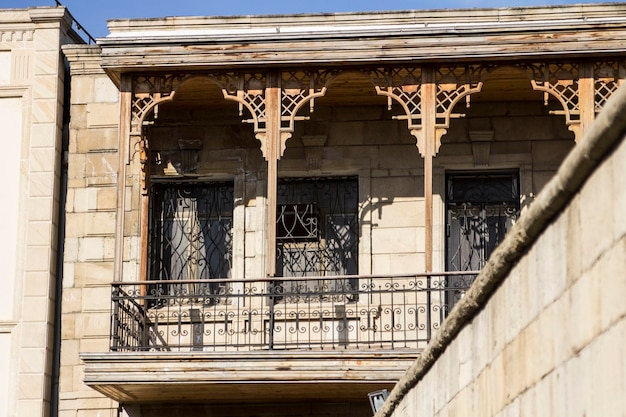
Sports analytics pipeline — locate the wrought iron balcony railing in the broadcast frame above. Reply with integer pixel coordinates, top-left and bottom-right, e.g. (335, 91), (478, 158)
(110, 272), (478, 352)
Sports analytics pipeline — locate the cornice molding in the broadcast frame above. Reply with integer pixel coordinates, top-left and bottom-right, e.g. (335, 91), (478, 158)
(62, 44), (105, 76)
(0, 321), (18, 333)
(103, 3), (626, 36)
(97, 4), (626, 82)
(0, 29), (33, 43)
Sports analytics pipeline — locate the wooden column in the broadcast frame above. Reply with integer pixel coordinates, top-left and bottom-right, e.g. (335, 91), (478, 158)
(114, 75), (132, 282)
(139, 181), (150, 283)
(265, 71), (281, 277)
(421, 68), (436, 273)
(579, 61), (596, 140)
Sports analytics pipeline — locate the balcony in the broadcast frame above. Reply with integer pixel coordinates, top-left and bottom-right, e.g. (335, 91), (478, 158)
(82, 272), (477, 403)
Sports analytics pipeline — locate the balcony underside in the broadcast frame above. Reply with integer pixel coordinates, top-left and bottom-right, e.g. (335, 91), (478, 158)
(81, 350), (416, 403)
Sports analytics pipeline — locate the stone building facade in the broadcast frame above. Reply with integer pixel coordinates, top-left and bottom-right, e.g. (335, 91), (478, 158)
(2, 3), (626, 417)
(0, 6), (83, 417)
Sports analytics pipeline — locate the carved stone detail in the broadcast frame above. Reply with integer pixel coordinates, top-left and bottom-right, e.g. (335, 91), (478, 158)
(301, 135), (327, 170)
(0, 30), (34, 43)
(469, 130), (494, 166)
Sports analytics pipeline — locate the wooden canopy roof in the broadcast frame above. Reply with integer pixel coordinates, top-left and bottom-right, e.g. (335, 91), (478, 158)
(98, 3), (626, 85)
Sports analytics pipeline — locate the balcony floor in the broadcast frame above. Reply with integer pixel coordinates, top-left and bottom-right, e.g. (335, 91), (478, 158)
(81, 350), (418, 403)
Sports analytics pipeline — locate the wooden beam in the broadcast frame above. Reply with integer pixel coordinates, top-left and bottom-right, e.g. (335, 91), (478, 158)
(100, 4), (626, 79)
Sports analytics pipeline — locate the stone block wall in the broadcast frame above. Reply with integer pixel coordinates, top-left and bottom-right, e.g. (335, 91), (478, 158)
(383, 90), (626, 417)
(60, 46), (120, 417)
(149, 98), (574, 278)
(0, 7), (83, 417)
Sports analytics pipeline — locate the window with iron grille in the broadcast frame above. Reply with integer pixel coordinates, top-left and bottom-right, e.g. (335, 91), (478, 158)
(148, 182), (234, 295)
(275, 177), (359, 296)
(445, 171), (520, 306)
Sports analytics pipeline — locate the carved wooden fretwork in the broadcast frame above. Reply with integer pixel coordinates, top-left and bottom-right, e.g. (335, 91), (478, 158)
(210, 72), (267, 132)
(431, 65), (493, 155)
(521, 62), (581, 139)
(130, 74), (191, 194)
(366, 65), (492, 156)
(127, 61), (626, 178)
(131, 75), (189, 135)
(248, 69), (339, 160)
(281, 70), (339, 129)
(434, 65), (492, 127)
(594, 61), (626, 113)
(130, 72), (270, 191)
(365, 67), (428, 154)
(275, 69), (339, 158)
(129, 70), (342, 180)
(366, 67), (423, 128)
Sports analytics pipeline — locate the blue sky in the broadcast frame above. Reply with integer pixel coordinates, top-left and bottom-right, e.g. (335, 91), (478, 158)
(5, 0), (610, 39)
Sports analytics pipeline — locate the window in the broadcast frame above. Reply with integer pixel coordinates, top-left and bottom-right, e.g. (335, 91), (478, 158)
(445, 171), (520, 305)
(148, 182), (234, 295)
(275, 177), (359, 294)
(446, 171), (520, 271)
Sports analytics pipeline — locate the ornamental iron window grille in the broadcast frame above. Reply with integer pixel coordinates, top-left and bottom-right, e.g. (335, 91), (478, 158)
(445, 171), (520, 306)
(148, 182), (234, 298)
(275, 177), (359, 299)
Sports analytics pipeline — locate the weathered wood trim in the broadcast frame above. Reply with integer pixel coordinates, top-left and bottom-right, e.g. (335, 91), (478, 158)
(99, 4), (626, 80)
(421, 68), (436, 273)
(265, 71), (280, 277)
(101, 35), (626, 78)
(579, 61), (596, 141)
(81, 350), (418, 402)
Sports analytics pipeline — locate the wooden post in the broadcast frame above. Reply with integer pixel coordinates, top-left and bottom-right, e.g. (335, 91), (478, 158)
(139, 186), (150, 283)
(578, 61), (596, 140)
(265, 71), (281, 277)
(421, 67), (436, 273)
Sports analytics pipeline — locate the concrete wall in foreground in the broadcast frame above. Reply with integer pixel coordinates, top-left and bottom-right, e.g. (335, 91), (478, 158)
(385, 90), (626, 417)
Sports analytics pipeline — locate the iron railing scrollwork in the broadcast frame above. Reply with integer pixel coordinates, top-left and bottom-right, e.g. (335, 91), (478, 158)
(110, 272), (478, 352)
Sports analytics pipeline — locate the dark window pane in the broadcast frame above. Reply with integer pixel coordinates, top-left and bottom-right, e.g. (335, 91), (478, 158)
(445, 171), (520, 308)
(275, 177), (359, 299)
(148, 183), (234, 289)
